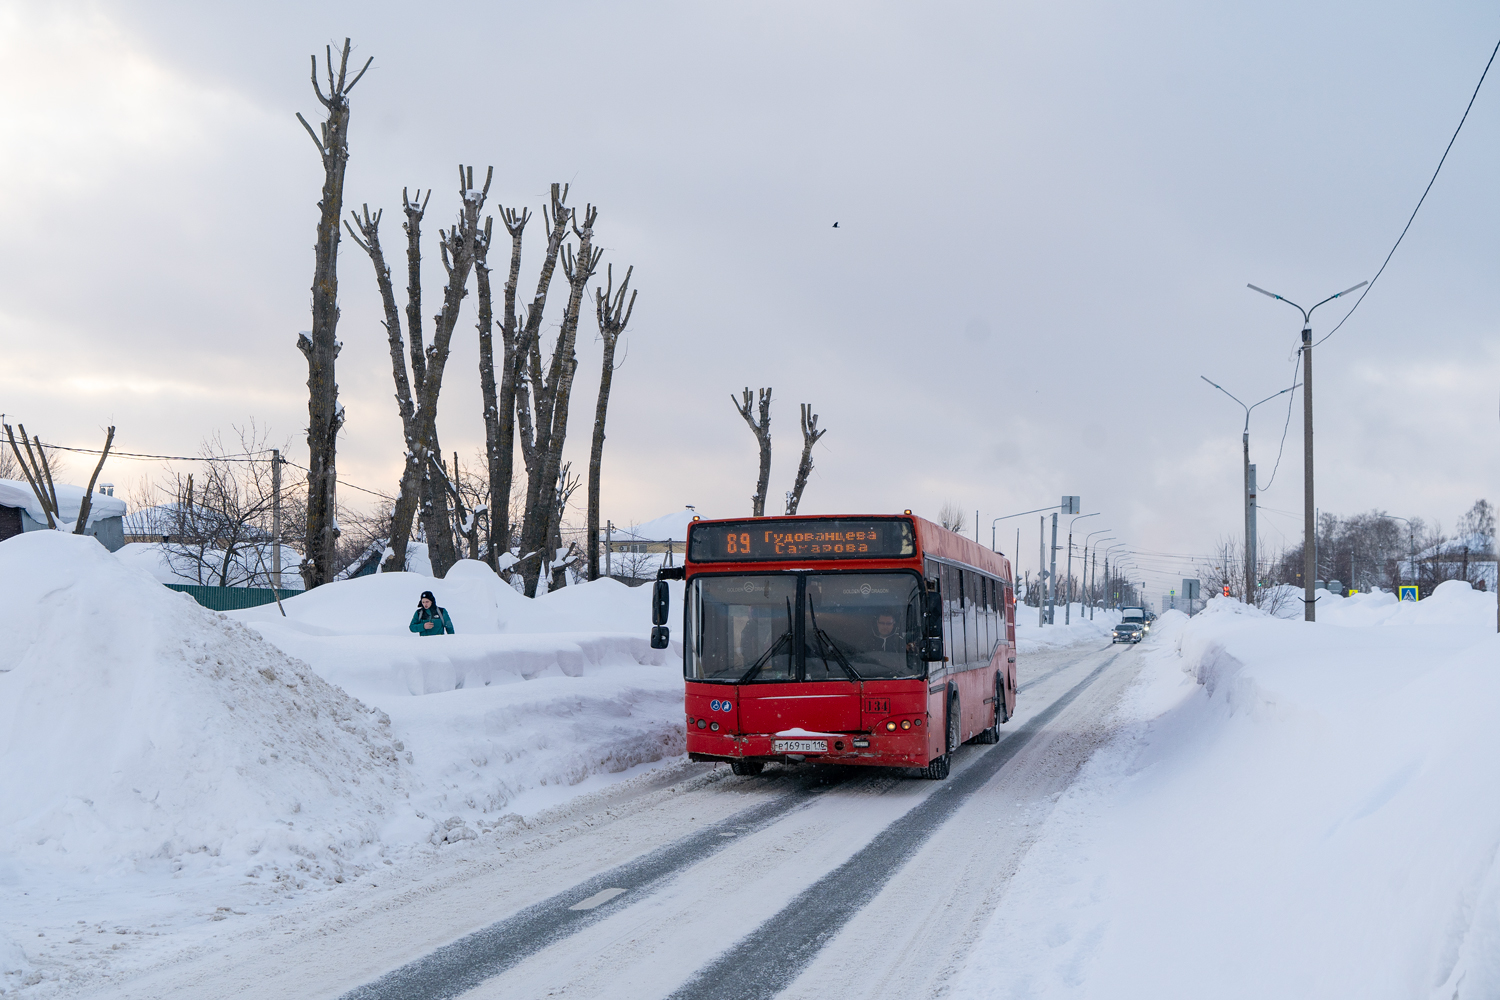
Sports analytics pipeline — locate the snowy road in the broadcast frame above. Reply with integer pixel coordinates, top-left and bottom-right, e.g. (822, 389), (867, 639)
(87, 638), (1139, 1000)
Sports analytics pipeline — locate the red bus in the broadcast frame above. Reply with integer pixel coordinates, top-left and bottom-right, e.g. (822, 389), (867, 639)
(650, 513), (1017, 780)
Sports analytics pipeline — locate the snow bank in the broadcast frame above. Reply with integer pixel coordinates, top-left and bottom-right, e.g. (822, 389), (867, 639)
(956, 587), (1500, 998)
(229, 564), (686, 822)
(0, 533), (410, 881)
(1013, 603), (1121, 654)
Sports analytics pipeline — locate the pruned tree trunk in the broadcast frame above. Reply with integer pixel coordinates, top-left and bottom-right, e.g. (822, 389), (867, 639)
(347, 167), (490, 579)
(587, 264), (637, 580)
(296, 39), (371, 590)
(74, 426), (115, 533)
(785, 403), (825, 515)
(733, 387), (773, 516)
(4, 422), (57, 527)
(345, 190), (423, 573)
(517, 203), (603, 597)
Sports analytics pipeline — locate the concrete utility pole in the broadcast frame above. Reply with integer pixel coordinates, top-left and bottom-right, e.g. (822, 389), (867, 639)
(1064, 512), (1099, 624)
(1084, 532), (1113, 620)
(1248, 280), (1366, 621)
(605, 520), (613, 579)
(1038, 516), (1046, 627)
(1048, 513), (1059, 626)
(1201, 376), (1297, 607)
(271, 449), (282, 590)
(1248, 463), (1258, 599)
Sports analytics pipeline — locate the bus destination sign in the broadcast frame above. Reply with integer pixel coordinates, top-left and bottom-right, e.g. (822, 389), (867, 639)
(688, 518), (915, 562)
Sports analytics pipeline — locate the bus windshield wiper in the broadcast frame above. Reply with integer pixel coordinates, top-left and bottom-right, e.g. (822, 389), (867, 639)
(808, 598), (861, 682)
(738, 597), (796, 684)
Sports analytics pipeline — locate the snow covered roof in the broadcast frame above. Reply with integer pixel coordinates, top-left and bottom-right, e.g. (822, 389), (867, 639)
(615, 508), (705, 543)
(0, 478), (126, 528)
(1416, 533), (1497, 560)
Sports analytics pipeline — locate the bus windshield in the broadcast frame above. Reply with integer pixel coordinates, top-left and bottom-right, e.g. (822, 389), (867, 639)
(685, 575), (797, 682)
(804, 572), (923, 680)
(684, 571), (923, 683)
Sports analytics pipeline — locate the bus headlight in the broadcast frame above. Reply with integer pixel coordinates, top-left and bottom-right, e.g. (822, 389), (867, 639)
(901, 720), (911, 730)
(885, 721), (897, 732)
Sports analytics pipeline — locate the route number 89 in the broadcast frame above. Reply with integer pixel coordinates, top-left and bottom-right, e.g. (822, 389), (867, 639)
(725, 532), (752, 554)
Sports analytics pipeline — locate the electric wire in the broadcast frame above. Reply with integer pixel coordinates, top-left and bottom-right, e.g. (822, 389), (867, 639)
(30, 439), (397, 504)
(1313, 32), (1500, 349)
(1256, 353), (1302, 494)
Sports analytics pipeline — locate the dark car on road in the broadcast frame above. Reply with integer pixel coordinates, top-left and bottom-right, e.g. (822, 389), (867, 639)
(1112, 622), (1145, 644)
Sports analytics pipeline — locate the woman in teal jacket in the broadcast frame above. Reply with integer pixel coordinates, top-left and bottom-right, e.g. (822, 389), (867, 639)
(410, 591), (455, 636)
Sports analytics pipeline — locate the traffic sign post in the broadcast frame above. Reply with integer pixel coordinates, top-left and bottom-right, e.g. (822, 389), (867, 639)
(1399, 585), (1419, 602)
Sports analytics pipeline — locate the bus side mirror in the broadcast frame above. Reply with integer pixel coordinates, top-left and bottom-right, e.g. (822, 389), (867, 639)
(920, 637), (945, 661)
(651, 626), (670, 649)
(922, 590), (943, 638)
(652, 580), (670, 626)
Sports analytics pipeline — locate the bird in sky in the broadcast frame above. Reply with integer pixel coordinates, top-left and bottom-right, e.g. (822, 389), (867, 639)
(832, 222), (839, 228)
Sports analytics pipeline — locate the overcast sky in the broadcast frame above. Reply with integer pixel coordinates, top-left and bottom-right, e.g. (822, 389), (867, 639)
(2, 0), (1497, 594)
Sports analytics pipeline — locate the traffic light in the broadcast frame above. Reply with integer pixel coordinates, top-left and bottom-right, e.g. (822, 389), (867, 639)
(1223, 584), (1230, 597)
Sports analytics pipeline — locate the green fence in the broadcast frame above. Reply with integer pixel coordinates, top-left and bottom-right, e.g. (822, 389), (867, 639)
(166, 583), (288, 611)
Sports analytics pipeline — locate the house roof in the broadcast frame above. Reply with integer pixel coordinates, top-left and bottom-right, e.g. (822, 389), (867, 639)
(613, 508), (705, 543)
(0, 478), (127, 528)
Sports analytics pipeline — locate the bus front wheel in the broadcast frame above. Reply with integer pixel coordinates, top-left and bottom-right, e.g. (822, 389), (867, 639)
(925, 695), (959, 779)
(729, 760), (764, 777)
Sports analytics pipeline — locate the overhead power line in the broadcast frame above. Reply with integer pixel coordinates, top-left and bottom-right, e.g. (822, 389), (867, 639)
(31, 439), (397, 504)
(1316, 32), (1500, 348)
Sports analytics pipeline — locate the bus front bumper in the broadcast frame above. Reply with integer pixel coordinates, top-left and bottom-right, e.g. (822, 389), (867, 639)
(686, 729), (932, 767)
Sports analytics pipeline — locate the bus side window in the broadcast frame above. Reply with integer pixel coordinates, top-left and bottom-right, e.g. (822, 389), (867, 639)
(983, 576), (995, 659)
(962, 570), (976, 667)
(942, 563), (962, 666)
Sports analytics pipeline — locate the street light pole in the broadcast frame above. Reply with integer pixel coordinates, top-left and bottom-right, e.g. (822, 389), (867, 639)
(1201, 376), (1299, 607)
(1248, 280), (1367, 622)
(1086, 535), (1115, 620)
(1103, 544), (1126, 612)
(1065, 512), (1100, 624)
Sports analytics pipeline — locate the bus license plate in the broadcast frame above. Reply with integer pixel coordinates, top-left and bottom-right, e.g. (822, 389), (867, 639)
(773, 739), (827, 753)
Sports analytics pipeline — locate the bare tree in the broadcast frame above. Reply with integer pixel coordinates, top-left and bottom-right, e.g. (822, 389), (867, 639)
(295, 39), (371, 589)
(733, 387), (773, 517)
(784, 403), (826, 515)
(346, 166), (491, 579)
(516, 203), (602, 597)
(0, 435), (17, 481)
(586, 264), (637, 580)
(154, 427), (291, 588)
(549, 462), (584, 592)
(938, 501), (966, 534)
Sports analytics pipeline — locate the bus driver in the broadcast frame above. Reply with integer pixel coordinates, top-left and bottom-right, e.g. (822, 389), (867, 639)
(872, 612), (915, 654)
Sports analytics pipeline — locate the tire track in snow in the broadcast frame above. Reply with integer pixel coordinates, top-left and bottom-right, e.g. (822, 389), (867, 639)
(665, 653), (1118, 1000)
(337, 774), (849, 1000)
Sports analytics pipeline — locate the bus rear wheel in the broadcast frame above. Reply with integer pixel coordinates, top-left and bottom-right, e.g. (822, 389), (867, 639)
(729, 760), (764, 776)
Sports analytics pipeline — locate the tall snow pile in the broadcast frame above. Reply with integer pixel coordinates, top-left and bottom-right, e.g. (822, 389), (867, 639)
(230, 562), (684, 820)
(0, 532), (410, 881)
(956, 584), (1500, 999)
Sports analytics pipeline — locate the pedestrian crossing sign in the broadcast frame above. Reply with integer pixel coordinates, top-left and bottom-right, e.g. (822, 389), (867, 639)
(1399, 585), (1419, 602)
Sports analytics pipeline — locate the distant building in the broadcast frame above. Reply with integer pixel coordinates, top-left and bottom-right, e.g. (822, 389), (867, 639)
(603, 507), (703, 583)
(0, 478), (126, 551)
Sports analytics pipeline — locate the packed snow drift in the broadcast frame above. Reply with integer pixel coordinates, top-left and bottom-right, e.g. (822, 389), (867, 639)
(956, 584), (1500, 999)
(229, 562), (685, 823)
(0, 532), (408, 881)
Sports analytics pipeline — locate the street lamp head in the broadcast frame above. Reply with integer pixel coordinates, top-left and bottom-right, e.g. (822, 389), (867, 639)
(1246, 283), (1285, 302)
